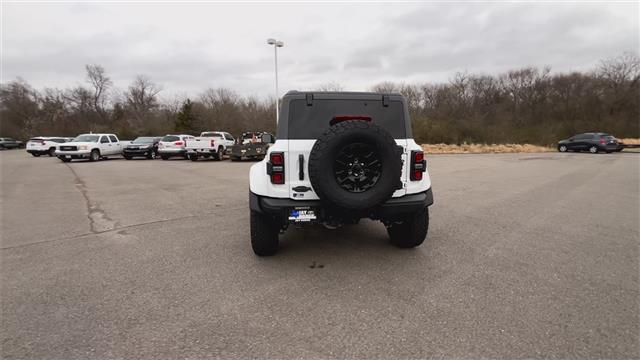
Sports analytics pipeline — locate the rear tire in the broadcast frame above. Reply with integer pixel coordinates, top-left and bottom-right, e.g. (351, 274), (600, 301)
(214, 146), (224, 161)
(31, 153), (40, 157)
(558, 145), (567, 152)
(89, 149), (100, 162)
(58, 156), (71, 163)
(231, 156), (241, 162)
(589, 146), (599, 154)
(189, 153), (198, 161)
(124, 155), (132, 160)
(250, 210), (280, 256)
(161, 155), (169, 160)
(147, 150), (156, 159)
(388, 207), (429, 248)
(48, 147), (56, 157)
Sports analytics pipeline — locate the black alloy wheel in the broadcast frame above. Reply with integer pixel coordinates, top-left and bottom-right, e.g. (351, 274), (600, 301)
(334, 142), (382, 193)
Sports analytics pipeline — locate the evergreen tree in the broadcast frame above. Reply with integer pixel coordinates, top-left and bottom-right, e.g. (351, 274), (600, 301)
(175, 99), (196, 133)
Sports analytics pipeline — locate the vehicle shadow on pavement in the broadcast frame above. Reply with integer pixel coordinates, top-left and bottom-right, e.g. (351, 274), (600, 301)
(269, 219), (435, 269)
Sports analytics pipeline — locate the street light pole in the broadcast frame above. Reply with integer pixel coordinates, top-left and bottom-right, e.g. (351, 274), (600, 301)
(267, 38), (284, 123)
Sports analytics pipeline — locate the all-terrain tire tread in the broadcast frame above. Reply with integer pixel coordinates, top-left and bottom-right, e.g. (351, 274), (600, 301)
(250, 210), (279, 256)
(308, 120), (402, 211)
(388, 207), (429, 248)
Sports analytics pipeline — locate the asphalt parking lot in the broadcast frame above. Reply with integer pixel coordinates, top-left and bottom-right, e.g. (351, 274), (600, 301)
(1, 150), (638, 359)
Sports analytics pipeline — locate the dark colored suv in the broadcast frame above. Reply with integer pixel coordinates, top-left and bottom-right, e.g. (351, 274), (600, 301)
(123, 137), (161, 159)
(557, 133), (622, 153)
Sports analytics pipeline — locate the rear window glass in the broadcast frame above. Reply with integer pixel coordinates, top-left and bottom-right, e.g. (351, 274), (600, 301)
(201, 132), (223, 138)
(29, 138), (43, 141)
(74, 135), (99, 142)
(288, 99), (406, 139)
(162, 135), (180, 142)
(132, 137), (155, 144)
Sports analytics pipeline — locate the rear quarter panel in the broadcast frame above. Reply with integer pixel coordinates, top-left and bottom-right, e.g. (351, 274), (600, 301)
(405, 139), (432, 195)
(249, 140), (289, 198)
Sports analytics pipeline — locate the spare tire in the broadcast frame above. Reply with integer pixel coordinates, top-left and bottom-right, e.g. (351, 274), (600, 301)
(308, 120), (402, 211)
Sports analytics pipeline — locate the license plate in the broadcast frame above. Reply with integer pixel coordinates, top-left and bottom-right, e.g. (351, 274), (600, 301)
(288, 208), (317, 222)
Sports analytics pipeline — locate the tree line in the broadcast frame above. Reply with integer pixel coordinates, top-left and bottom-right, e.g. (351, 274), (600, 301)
(1, 52), (638, 144)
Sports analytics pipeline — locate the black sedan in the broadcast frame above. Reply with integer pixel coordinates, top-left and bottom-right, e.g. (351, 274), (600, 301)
(123, 137), (161, 159)
(557, 133), (622, 154)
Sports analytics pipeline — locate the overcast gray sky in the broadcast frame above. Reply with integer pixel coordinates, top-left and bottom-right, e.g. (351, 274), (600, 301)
(2, 2), (638, 99)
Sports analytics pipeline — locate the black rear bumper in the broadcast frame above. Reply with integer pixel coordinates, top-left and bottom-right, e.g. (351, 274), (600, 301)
(231, 145), (268, 158)
(250, 188), (433, 223)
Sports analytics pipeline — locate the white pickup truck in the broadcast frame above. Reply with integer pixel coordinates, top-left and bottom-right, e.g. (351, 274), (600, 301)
(56, 133), (129, 162)
(185, 131), (235, 161)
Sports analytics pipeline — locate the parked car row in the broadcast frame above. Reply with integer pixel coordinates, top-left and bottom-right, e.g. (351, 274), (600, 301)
(16, 131), (628, 161)
(20, 131), (276, 163)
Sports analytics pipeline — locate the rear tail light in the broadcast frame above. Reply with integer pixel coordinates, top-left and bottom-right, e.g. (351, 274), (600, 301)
(267, 152), (285, 184)
(174, 141), (183, 146)
(410, 150), (426, 181)
(271, 172), (284, 184)
(270, 153), (283, 166)
(600, 139), (606, 145)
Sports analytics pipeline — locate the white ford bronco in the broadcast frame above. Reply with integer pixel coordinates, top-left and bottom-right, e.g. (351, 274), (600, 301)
(249, 91), (434, 256)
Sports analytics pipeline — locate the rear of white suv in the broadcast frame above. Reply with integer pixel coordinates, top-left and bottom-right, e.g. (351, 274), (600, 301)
(26, 137), (68, 157)
(158, 134), (194, 160)
(248, 91), (433, 256)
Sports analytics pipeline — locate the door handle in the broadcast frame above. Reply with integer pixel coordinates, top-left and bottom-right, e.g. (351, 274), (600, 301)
(298, 154), (304, 181)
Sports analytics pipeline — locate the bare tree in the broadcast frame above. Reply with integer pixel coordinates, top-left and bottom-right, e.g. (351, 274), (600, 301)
(598, 52), (640, 86)
(64, 86), (93, 114)
(370, 82), (397, 93)
(126, 75), (162, 116)
(1, 52), (638, 144)
(316, 81), (344, 91)
(597, 52), (640, 116)
(85, 64), (112, 120)
(0, 79), (39, 137)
